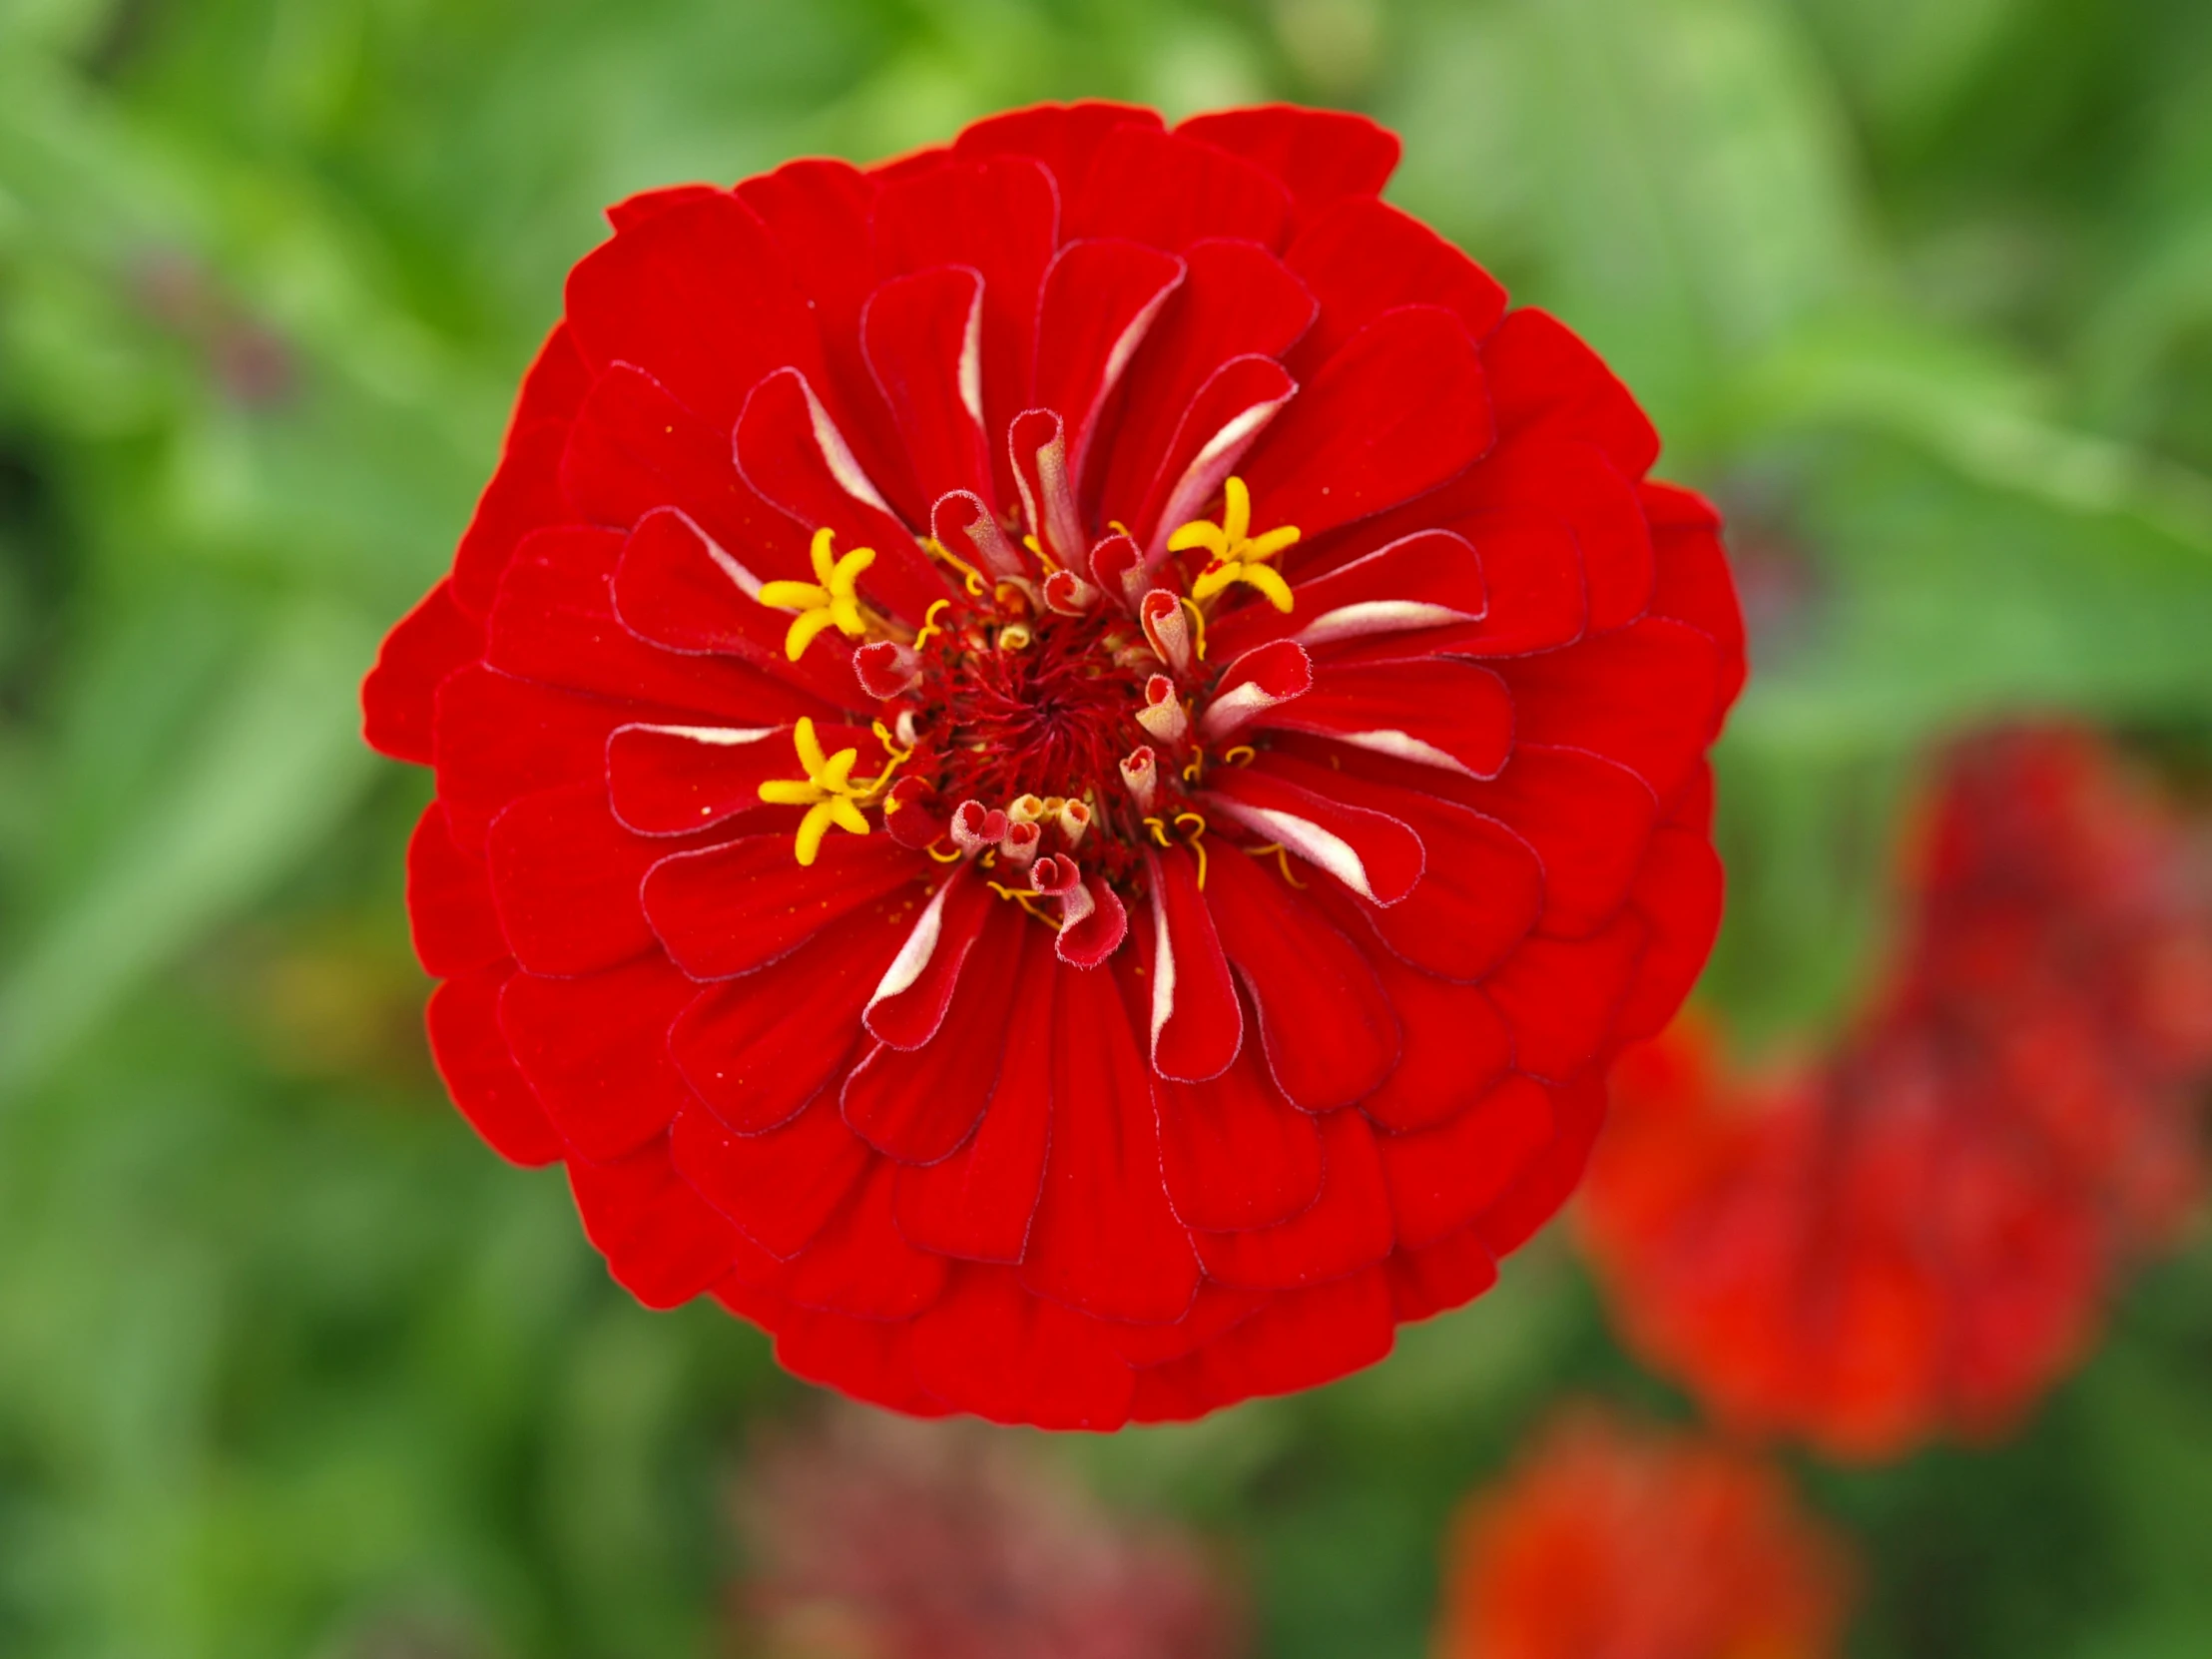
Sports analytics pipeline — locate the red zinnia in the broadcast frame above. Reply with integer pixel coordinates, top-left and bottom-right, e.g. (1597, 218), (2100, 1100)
(362, 101), (1744, 1426)
(1435, 1407), (1851, 1659)
(1582, 729), (2212, 1459)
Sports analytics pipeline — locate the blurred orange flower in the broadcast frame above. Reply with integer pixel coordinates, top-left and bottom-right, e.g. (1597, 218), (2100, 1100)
(1581, 729), (2212, 1458)
(1434, 1408), (1850, 1659)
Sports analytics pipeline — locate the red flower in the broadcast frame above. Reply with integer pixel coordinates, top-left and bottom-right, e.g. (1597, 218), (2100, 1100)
(1581, 730), (2212, 1459)
(1435, 1407), (1851, 1659)
(735, 1406), (1242, 1659)
(362, 101), (1744, 1426)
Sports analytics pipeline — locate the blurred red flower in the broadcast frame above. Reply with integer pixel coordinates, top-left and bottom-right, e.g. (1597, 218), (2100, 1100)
(1435, 1407), (1850, 1659)
(361, 100), (1744, 1424)
(735, 1407), (1241, 1659)
(1581, 730), (2212, 1459)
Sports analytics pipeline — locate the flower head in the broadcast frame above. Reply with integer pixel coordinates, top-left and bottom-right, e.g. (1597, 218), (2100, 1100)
(1580, 729), (2212, 1459)
(1436, 1408), (1852, 1659)
(362, 101), (1745, 1425)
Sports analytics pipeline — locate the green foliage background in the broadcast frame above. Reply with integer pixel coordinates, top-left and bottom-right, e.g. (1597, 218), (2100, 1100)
(1, 1), (2209, 1654)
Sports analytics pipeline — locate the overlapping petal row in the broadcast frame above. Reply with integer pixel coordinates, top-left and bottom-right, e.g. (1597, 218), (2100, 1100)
(361, 100), (1745, 1427)
(1582, 730), (2212, 1459)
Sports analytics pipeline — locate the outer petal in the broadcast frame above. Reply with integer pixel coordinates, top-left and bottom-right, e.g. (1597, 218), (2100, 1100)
(569, 1136), (744, 1309)
(669, 1093), (871, 1260)
(564, 192), (823, 431)
(642, 832), (923, 980)
(424, 965), (565, 1167)
(909, 1265), (1136, 1430)
(1286, 195), (1506, 374)
(1177, 105), (1399, 225)
(405, 803), (508, 978)
(362, 580), (483, 765)
(1068, 126), (1293, 252)
(500, 954), (699, 1162)
(1376, 1073), (1555, 1249)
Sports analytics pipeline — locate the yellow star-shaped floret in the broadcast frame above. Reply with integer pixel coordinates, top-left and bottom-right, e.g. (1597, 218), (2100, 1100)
(757, 717), (874, 865)
(1168, 476), (1300, 613)
(758, 527), (877, 660)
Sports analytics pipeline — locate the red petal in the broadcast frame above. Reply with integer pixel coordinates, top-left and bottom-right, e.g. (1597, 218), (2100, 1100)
(1144, 845), (1243, 1083)
(1196, 637), (1313, 747)
(486, 525), (818, 725)
(1068, 126), (1292, 252)
(484, 782), (668, 976)
(862, 866), (995, 1048)
(771, 1161), (947, 1320)
(951, 100), (1164, 194)
(431, 666), (628, 849)
(668, 1094), (870, 1259)
(1456, 510), (1586, 654)
(568, 1136), (742, 1308)
(1645, 482), (1746, 715)
(1209, 526), (1485, 662)
(1360, 950), (1514, 1132)
(1132, 1270), (1393, 1419)
(405, 803), (507, 977)
(733, 367), (949, 624)
(424, 965), (564, 1167)
(1135, 354), (1300, 554)
(1455, 436), (1653, 632)
(1613, 822), (1724, 1041)
(1286, 196), (1505, 376)
(451, 419), (571, 618)
(604, 182), (725, 232)
(1475, 1070), (1605, 1256)
(642, 831), (925, 980)
(611, 507), (861, 708)
(1243, 305), (1492, 541)
(1482, 306), (1659, 478)
(771, 1309), (949, 1417)
(1194, 1107), (1395, 1289)
(737, 157), (926, 525)
(872, 155), (1059, 506)
(1264, 751), (1541, 982)
(1204, 760), (1424, 907)
(1177, 105), (1399, 224)
(1456, 745), (1657, 937)
(1503, 619), (1721, 803)
(560, 363), (808, 577)
(909, 1264), (1136, 1430)
(1255, 655), (1513, 782)
(860, 266), (995, 510)
(1201, 847), (1400, 1110)
(893, 926), (1058, 1262)
(1092, 239), (1315, 535)
(1019, 961), (1202, 1323)
(668, 894), (912, 1134)
(363, 579), (482, 764)
(564, 192), (821, 431)
(1100, 1282), (1265, 1368)
(606, 721), (807, 837)
(500, 954), (698, 1162)
(1154, 1039), (1323, 1232)
(842, 903), (1029, 1163)
(1032, 238), (1185, 483)
(1482, 913), (1647, 1082)
(1386, 1223), (1500, 1323)
(1376, 1073), (1554, 1248)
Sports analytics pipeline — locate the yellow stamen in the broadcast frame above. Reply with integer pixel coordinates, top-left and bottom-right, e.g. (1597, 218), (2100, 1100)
(912, 597), (952, 649)
(1167, 476), (1300, 613)
(758, 528), (877, 661)
(756, 717), (884, 865)
(1173, 811), (1210, 888)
